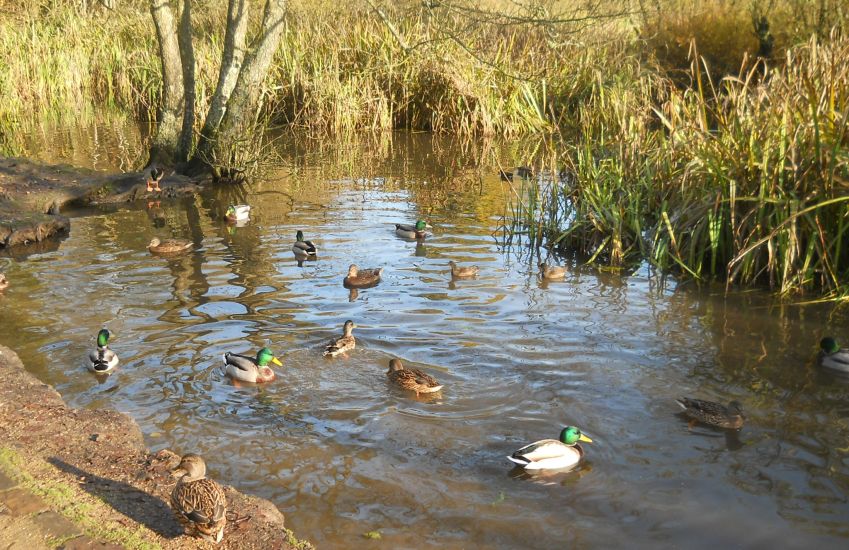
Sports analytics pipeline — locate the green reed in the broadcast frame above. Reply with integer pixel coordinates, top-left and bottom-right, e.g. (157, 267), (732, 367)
(504, 35), (849, 298)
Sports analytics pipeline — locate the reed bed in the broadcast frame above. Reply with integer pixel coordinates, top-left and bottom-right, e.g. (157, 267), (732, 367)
(506, 36), (849, 299)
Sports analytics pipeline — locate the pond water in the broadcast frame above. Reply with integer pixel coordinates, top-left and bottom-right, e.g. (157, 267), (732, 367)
(2, 123), (849, 549)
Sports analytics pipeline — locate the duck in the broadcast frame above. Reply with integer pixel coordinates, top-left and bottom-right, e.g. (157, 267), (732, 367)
(324, 320), (357, 357)
(508, 426), (593, 471)
(819, 337), (849, 373)
(88, 329), (119, 374)
(675, 397), (744, 429)
(147, 166), (164, 192)
(148, 237), (192, 255)
(539, 262), (566, 280)
(0, 273), (8, 291)
(395, 220), (429, 240)
(343, 264), (383, 288)
(225, 204), (251, 223)
(448, 261), (479, 278)
(222, 347), (282, 383)
(499, 166), (534, 181)
(170, 453), (227, 544)
(386, 358), (443, 395)
(292, 230), (317, 261)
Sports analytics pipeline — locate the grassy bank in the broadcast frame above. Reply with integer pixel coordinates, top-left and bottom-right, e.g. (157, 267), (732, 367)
(1, 0), (848, 297)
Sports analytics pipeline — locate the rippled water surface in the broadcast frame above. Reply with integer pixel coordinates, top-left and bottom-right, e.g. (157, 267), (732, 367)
(3, 124), (849, 549)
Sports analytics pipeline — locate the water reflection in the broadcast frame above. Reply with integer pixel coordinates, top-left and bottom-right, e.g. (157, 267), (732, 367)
(1, 128), (848, 548)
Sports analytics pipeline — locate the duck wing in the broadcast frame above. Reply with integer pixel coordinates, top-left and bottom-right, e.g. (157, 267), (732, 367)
(676, 397), (727, 416)
(223, 352), (257, 373)
(171, 478), (226, 533)
(821, 350), (849, 372)
(89, 348), (118, 372)
(293, 241), (317, 254)
(324, 336), (354, 357)
(409, 367), (440, 388)
(509, 439), (567, 464)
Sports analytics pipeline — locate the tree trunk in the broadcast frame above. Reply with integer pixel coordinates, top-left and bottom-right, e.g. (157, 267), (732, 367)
(195, 0), (287, 169)
(177, 0), (196, 163)
(148, 0), (185, 168)
(193, 0), (251, 166)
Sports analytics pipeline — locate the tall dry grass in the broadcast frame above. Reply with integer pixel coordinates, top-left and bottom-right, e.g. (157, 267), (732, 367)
(1, 0), (847, 297)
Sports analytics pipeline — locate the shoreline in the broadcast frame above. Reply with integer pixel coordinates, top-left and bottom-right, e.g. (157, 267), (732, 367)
(0, 157), (203, 249)
(0, 344), (312, 549)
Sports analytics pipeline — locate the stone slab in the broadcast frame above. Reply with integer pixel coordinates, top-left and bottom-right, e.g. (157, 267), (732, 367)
(0, 470), (18, 491)
(0, 487), (48, 516)
(33, 510), (82, 540)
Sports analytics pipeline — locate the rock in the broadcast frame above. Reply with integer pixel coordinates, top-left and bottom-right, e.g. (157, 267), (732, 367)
(32, 511), (81, 540)
(0, 488), (48, 516)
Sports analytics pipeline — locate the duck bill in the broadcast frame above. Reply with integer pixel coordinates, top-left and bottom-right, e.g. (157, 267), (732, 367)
(272, 357), (283, 366)
(579, 434), (593, 443)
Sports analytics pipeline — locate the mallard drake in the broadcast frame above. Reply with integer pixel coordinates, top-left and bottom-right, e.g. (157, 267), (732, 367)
(324, 320), (357, 357)
(147, 166), (164, 192)
(675, 397), (744, 429)
(225, 205), (251, 223)
(448, 261), (479, 278)
(343, 264), (383, 288)
(88, 329), (119, 374)
(539, 262), (566, 280)
(148, 237), (192, 255)
(386, 358), (443, 395)
(222, 347), (282, 383)
(819, 337), (849, 373)
(0, 273), (8, 291)
(292, 230), (317, 261)
(508, 426), (592, 471)
(395, 220), (429, 240)
(170, 454), (227, 544)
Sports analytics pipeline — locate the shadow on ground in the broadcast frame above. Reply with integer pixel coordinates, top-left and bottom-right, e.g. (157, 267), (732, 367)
(47, 456), (182, 539)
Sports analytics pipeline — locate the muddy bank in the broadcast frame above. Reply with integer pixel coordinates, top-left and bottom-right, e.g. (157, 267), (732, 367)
(0, 345), (311, 549)
(0, 158), (203, 248)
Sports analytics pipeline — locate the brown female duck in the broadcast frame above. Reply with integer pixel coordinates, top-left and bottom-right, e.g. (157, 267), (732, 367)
(386, 358), (443, 395)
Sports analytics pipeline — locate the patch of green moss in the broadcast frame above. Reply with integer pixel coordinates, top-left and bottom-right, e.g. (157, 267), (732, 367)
(285, 525), (316, 549)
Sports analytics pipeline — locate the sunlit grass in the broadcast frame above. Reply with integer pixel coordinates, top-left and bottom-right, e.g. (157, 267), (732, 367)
(1, 0), (847, 297)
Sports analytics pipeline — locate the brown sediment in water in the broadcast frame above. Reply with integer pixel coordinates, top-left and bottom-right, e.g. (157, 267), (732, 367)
(0, 157), (204, 248)
(0, 344), (312, 549)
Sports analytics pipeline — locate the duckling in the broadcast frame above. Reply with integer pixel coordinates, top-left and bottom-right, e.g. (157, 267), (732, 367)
(343, 264), (383, 288)
(147, 166), (164, 192)
(148, 237), (192, 255)
(508, 426), (592, 471)
(819, 337), (849, 373)
(0, 273), (8, 291)
(395, 220), (429, 240)
(386, 358), (443, 395)
(170, 454), (227, 544)
(675, 397), (744, 429)
(88, 329), (119, 374)
(222, 347), (282, 383)
(324, 320), (357, 357)
(225, 205), (251, 223)
(448, 261), (479, 278)
(538, 262), (566, 280)
(292, 230), (317, 261)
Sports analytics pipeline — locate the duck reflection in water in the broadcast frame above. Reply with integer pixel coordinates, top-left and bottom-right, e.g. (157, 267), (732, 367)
(508, 462), (593, 485)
